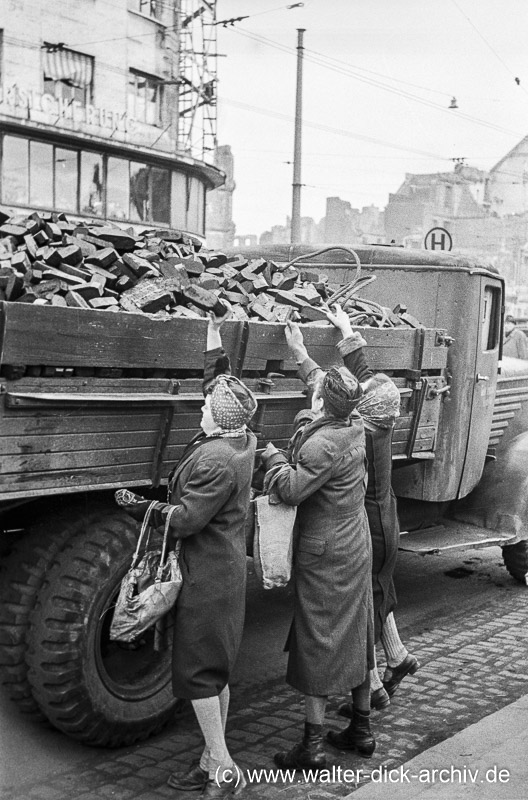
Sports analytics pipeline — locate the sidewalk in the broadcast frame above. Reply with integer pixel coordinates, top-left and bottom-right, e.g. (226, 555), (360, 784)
(350, 694), (528, 800)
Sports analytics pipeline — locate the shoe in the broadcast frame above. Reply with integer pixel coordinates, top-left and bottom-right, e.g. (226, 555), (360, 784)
(274, 722), (327, 769)
(167, 762), (208, 791)
(326, 709), (376, 758)
(383, 654), (420, 698)
(371, 687), (391, 710)
(337, 687), (390, 719)
(201, 764), (246, 798)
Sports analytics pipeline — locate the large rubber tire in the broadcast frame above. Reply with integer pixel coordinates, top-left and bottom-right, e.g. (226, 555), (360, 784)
(26, 510), (178, 747)
(503, 541), (528, 585)
(0, 505), (93, 720)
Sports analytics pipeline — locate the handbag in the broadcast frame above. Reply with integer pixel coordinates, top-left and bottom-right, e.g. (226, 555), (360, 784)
(253, 465), (297, 590)
(110, 502), (183, 643)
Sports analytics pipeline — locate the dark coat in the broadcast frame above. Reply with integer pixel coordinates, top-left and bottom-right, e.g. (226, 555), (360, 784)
(267, 414), (374, 696)
(166, 348), (256, 699)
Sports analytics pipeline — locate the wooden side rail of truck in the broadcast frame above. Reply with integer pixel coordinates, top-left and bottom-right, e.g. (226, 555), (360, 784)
(1, 243), (527, 748)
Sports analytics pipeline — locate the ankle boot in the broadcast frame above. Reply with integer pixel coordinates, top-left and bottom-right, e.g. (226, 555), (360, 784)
(274, 722), (327, 769)
(326, 709), (375, 758)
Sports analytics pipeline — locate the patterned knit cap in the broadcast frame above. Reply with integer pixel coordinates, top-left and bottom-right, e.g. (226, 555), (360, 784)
(358, 373), (400, 429)
(321, 366), (362, 419)
(209, 375), (258, 430)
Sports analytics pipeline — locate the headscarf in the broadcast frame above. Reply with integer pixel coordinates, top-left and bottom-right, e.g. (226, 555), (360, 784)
(321, 366), (362, 419)
(209, 374), (257, 431)
(357, 373), (400, 429)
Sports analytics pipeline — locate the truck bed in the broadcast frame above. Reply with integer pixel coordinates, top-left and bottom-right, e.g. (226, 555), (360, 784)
(0, 301), (449, 501)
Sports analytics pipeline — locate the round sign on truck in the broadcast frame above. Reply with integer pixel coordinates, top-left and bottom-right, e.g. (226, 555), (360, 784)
(424, 227), (453, 251)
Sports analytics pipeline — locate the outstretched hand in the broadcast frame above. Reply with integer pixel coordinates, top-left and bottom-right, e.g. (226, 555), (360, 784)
(285, 321), (309, 361)
(325, 303), (353, 337)
(207, 301), (232, 330)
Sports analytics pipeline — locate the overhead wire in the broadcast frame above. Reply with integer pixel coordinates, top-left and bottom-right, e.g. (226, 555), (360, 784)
(224, 26), (524, 139)
(219, 97), (449, 160)
(449, 0), (528, 96)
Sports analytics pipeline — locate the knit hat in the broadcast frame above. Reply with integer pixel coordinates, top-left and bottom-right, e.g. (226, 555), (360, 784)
(209, 375), (257, 430)
(321, 366), (362, 418)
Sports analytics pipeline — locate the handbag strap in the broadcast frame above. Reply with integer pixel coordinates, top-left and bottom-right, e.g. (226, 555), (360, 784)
(265, 463), (291, 496)
(131, 501), (158, 568)
(155, 505), (181, 582)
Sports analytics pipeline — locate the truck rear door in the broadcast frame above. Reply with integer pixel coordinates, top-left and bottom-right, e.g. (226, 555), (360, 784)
(458, 277), (502, 497)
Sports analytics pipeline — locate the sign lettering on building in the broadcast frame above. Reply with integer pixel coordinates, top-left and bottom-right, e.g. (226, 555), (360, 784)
(0, 83), (136, 136)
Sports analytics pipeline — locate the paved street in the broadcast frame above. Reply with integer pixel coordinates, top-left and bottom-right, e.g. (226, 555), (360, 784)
(1, 544), (527, 800)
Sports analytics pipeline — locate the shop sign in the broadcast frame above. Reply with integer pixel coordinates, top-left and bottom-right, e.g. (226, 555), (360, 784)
(0, 83), (136, 136)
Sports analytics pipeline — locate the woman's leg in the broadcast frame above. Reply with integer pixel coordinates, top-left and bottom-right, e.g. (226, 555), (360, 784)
(381, 613), (420, 696)
(192, 694), (233, 777)
(199, 685), (231, 772)
(274, 694), (327, 769)
(370, 650), (384, 692)
(168, 689), (234, 792)
(305, 694), (326, 725)
(327, 675), (376, 757)
(381, 612), (407, 666)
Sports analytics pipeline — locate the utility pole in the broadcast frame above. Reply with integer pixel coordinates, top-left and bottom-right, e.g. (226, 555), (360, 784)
(291, 28), (305, 244)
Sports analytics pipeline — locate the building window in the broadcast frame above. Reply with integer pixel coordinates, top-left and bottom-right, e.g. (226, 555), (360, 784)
(2, 136), (29, 205)
(128, 162), (170, 224)
(1, 134), (203, 233)
(80, 151), (104, 216)
(171, 172), (187, 229)
(107, 157), (130, 220)
(43, 46), (94, 106)
(187, 176), (205, 234)
(29, 141), (53, 209)
(130, 161), (149, 222)
(151, 167), (170, 224)
(55, 148), (78, 211)
(128, 71), (162, 126)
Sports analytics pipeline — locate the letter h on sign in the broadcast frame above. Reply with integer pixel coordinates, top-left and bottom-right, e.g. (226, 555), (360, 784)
(424, 227), (453, 251)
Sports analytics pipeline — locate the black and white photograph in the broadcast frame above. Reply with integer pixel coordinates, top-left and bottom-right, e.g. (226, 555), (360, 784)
(0, 2), (527, 799)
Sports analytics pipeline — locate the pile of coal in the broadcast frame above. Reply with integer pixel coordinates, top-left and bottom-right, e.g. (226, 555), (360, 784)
(0, 211), (419, 327)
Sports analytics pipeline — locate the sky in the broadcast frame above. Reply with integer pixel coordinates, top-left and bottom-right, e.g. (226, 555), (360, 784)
(214, 0), (528, 236)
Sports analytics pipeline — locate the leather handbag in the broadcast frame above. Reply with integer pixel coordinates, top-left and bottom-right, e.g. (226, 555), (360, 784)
(110, 502), (182, 643)
(253, 465), (297, 590)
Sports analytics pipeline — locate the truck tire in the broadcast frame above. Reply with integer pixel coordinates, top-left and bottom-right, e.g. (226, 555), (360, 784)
(26, 510), (179, 747)
(502, 541), (528, 585)
(0, 507), (92, 720)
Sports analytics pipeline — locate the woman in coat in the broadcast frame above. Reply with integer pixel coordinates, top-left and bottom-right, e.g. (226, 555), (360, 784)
(261, 330), (375, 769)
(117, 310), (256, 800)
(325, 306), (419, 717)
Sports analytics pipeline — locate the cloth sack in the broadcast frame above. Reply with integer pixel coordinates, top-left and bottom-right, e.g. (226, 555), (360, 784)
(253, 466), (296, 590)
(110, 503), (182, 643)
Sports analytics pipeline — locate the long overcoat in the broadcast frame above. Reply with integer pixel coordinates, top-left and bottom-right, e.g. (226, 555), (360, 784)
(165, 349), (256, 700)
(267, 414), (374, 696)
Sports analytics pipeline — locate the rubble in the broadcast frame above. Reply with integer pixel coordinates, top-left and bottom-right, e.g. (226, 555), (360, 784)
(0, 211), (418, 327)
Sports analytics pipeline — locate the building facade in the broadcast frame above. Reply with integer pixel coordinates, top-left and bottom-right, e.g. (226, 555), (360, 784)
(384, 163), (488, 248)
(0, 0), (223, 236)
(383, 155), (528, 290)
(322, 197), (384, 244)
(205, 144), (235, 249)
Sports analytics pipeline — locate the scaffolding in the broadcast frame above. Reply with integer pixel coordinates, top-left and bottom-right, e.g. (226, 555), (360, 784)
(176, 0), (217, 160)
